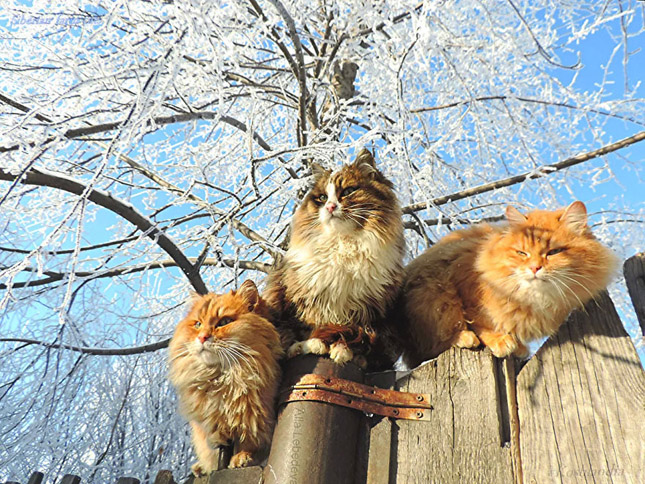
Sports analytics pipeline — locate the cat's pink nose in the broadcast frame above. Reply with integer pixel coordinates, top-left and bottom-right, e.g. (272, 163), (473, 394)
(197, 334), (210, 344)
(530, 265), (542, 275)
(326, 202), (337, 214)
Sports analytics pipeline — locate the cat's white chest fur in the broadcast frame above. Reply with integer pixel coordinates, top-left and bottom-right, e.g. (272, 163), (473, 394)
(285, 229), (401, 325)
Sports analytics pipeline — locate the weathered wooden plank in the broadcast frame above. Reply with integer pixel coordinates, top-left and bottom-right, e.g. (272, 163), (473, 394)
(365, 417), (393, 484)
(517, 292), (645, 484)
(27, 472), (44, 484)
(153, 470), (176, 484)
(393, 348), (515, 484)
(116, 478), (140, 484)
(207, 466), (263, 483)
(624, 252), (645, 336)
(60, 475), (81, 484)
(362, 370), (397, 484)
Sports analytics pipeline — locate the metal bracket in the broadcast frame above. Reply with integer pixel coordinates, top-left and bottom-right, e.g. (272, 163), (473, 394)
(279, 374), (433, 421)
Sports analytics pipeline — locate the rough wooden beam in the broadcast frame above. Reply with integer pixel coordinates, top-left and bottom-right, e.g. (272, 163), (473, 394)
(517, 291), (645, 483)
(392, 349), (515, 483)
(153, 470), (176, 484)
(624, 252), (645, 336)
(27, 472), (44, 484)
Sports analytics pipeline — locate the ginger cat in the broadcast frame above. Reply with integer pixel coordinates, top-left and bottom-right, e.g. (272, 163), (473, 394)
(402, 201), (618, 366)
(263, 149), (405, 367)
(168, 280), (283, 475)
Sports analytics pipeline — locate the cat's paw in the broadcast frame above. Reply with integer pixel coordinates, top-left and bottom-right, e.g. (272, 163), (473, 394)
(229, 451), (253, 468)
(455, 330), (480, 349)
(191, 463), (207, 477)
(287, 338), (328, 358)
(487, 334), (517, 358)
(512, 342), (529, 359)
(352, 354), (368, 369)
(329, 341), (353, 365)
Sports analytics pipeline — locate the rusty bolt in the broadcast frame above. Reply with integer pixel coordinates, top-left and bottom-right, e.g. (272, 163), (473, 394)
(416, 411), (424, 418)
(392, 409), (399, 416)
(416, 395), (424, 402)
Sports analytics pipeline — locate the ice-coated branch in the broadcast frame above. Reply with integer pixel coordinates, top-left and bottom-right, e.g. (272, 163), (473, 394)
(0, 257), (271, 290)
(402, 130), (645, 214)
(0, 167), (209, 294)
(0, 337), (172, 356)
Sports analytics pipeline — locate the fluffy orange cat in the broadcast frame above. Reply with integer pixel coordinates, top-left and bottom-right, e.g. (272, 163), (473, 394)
(168, 280), (283, 475)
(402, 201), (618, 366)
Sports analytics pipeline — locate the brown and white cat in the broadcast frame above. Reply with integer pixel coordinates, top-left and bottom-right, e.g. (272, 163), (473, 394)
(168, 280), (283, 475)
(263, 149), (405, 366)
(402, 201), (618, 366)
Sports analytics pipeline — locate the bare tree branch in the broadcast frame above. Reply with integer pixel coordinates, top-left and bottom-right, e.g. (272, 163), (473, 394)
(402, 130), (645, 214)
(1, 257), (271, 290)
(0, 337), (171, 356)
(0, 167), (209, 294)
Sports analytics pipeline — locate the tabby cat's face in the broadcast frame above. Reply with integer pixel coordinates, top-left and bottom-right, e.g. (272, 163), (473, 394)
(296, 151), (399, 238)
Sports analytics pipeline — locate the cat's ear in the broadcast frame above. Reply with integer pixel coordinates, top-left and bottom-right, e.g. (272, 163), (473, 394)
(353, 148), (377, 179)
(237, 279), (260, 311)
(505, 206), (527, 225)
(354, 148), (376, 168)
(187, 290), (203, 306)
(560, 201), (588, 233)
(310, 162), (329, 179)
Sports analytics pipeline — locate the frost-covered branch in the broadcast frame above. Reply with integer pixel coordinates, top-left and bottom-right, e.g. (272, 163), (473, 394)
(403, 130), (645, 214)
(0, 167), (208, 294)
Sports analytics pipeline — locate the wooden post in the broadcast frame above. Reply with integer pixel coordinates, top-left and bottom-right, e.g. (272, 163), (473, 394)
(624, 252), (645, 336)
(389, 349), (515, 483)
(153, 470), (176, 484)
(26, 473), (44, 484)
(517, 291), (645, 483)
(264, 355), (364, 484)
(60, 476), (81, 484)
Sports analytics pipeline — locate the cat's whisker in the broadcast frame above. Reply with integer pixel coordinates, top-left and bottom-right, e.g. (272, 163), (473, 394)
(547, 277), (570, 307)
(554, 272), (596, 301)
(223, 346), (261, 377)
(550, 276), (586, 309)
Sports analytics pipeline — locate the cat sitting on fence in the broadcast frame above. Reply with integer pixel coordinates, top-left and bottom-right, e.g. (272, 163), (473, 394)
(168, 280), (283, 475)
(401, 201), (618, 367)
(263, 148), (406, 368)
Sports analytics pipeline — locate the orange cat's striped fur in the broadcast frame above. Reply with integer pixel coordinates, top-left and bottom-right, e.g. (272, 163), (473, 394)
(168, 280), (283, 475)
(402, 201), (618, 366)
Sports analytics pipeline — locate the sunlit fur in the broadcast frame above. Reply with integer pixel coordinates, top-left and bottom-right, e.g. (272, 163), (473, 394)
(263, 149), (405, 365)
(168, 280), (283, 475)
(402, 201), (619, 366)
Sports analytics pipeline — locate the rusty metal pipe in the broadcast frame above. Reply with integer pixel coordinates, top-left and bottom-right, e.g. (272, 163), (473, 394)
(264, 355), (364, 484)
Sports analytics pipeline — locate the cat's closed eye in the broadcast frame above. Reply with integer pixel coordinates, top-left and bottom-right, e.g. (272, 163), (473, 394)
(516, 250), (528, 257)
(218, 317), (234, 327)
(546, 248), (566, 256)
(194, 321), (202, 329)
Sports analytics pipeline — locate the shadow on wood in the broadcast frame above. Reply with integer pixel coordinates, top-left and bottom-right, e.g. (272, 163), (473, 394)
(517, 291), (645, 483)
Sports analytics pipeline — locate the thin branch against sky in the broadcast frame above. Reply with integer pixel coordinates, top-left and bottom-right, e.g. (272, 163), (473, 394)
(0, 0), (644, 480)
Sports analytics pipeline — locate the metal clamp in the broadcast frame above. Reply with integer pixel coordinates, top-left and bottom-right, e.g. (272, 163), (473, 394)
(279, 374), (433, 421)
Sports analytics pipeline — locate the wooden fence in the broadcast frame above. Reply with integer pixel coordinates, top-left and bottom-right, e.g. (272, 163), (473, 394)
(4, 254), (644, 484)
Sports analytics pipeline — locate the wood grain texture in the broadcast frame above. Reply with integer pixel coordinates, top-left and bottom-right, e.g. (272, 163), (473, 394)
(517, 291), (645, 484)
(392, 348), (514, 484)
(624, 253), (645, 336)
